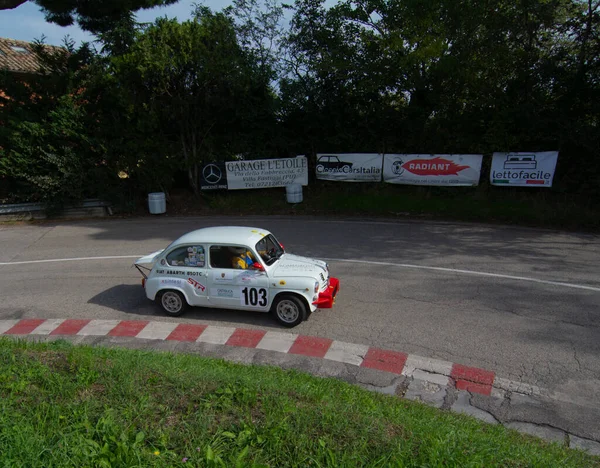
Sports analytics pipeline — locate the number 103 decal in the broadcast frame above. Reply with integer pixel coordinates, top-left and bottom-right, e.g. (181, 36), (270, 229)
(241, 287), (268, 307)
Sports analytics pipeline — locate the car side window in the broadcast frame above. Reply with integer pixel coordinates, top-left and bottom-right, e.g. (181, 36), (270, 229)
(166, 246), (205, 267)
(210, 245), (257, 270)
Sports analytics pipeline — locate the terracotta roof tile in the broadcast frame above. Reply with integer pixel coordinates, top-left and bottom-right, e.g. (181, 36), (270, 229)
(0, 37), (63, 74)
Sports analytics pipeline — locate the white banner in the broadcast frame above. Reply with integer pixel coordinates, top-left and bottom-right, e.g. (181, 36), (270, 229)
(315, 153), (382, 182)
(383, 154), (483, 186)
(490, 152), (558, 187)
(225, 156), (308, 190)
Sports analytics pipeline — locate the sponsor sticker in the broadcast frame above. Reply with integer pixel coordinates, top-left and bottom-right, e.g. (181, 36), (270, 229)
(211, 288), (235, 298)
(214, 271), (233, 283)
(160, 278), (184, 286)
(187, 277), (206, 292)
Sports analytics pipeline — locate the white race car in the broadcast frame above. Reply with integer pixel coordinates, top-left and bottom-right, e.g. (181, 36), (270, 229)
(134, 226), (340, 327)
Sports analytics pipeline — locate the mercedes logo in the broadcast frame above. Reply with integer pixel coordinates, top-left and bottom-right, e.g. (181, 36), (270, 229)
(203, 164), (222, 184)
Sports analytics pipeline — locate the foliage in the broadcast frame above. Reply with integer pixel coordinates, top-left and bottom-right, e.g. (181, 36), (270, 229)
(0, 0), (179, 35)
(0, 39), (113, 211)
(111, 12), (277, 193)
(2, 0), (599, 209)
(280, 0), (600, 195)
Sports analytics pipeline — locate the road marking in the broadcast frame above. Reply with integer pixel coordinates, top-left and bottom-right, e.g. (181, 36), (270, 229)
(256, 331), (298, 353)
(1, 254), (598, 292)
(325, 341), (370, 366)
(0, 255), (142, 266)
(324, 258), (600, 292)
(197, 326), (235, 345)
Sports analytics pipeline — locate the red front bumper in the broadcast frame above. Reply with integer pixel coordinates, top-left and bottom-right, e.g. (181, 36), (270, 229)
(312, 277), (340, 308)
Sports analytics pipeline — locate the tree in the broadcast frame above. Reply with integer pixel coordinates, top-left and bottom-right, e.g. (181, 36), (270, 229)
(0, 0), (179, 35)
(111, 12), (276, 193)
(0, 39), (110, 210)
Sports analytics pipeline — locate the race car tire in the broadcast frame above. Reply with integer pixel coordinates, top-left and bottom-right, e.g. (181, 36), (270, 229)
(158, 289), (188, 317)
(271, 294), (307, 327)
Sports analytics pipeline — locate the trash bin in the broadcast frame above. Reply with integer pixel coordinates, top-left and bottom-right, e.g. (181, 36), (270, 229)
(285, 184), (303, 204)
(148, 192), (166, 214)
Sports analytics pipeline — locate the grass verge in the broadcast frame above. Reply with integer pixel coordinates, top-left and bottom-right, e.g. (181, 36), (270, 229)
(166, 183), (600, 232)
(1, 338), (597, 467)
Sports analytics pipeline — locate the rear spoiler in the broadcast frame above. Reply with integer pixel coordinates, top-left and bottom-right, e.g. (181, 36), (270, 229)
(133, 249), (164, 279)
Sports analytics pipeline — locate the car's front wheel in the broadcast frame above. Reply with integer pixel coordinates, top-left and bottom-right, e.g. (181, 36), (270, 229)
(271, 294), (307, 327)
(158, 289), (188, 317)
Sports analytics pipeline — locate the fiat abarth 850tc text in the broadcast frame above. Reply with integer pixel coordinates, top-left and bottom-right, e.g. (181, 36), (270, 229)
(134, 226), (340, 327)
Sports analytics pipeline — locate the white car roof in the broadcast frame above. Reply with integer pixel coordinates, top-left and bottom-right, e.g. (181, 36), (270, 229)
(170, 226), (272, 248)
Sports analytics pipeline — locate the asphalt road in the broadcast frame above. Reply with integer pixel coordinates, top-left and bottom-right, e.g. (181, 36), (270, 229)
(1, 216), (599, 408)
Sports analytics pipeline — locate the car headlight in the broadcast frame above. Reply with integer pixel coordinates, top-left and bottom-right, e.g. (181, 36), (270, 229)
(314, 281), (319, 293)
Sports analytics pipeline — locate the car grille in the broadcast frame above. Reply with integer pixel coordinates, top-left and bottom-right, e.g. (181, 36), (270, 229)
(319, 272), (328, 291)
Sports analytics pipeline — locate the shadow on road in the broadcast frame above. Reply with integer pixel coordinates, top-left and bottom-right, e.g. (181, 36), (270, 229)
(87, 284), (282, 330)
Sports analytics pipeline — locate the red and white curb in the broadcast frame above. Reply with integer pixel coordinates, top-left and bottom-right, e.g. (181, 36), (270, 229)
(0, 318), (534, 398)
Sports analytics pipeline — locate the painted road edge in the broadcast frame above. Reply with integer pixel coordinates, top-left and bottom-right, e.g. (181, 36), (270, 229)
(1, 318), (539, 399)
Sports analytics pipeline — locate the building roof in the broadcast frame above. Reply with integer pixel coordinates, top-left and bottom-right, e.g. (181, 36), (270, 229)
(0, 37), (62, 74)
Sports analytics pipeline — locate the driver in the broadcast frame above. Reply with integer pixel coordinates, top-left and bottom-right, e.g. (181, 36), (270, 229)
(229, 247), (255, 269)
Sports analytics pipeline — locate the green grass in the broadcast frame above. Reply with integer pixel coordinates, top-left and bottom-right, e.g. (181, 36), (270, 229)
(188, 183), (600, 231)
(1, 338), (598, 467)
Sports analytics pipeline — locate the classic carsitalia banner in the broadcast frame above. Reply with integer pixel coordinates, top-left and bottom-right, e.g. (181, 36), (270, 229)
(315, 153), (383, 182)
(383, 154), (483, 186)
(490, 151), (558, 187)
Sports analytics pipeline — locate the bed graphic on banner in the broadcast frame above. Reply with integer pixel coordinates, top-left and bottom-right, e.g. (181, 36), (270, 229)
(315, 154), (383, 182)
(383, 154), (483, 186)
(490, 151), (558, 187)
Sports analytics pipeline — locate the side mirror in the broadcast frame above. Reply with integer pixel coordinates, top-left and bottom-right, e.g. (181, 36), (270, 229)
(252, 262), (265, 271)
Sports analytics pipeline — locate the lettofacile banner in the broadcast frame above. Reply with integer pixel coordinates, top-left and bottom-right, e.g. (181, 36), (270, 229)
(225, 156), (308, 190)
(383, 154), (483, 186)
(315, 153), (383, 182)
(490, 151), (558, 187)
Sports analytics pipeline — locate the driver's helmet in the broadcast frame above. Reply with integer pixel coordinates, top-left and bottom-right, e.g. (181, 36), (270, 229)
(228, 247), (247, 255)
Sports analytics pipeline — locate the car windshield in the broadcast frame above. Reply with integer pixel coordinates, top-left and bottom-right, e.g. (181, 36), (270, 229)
(255, 234), (284, 266)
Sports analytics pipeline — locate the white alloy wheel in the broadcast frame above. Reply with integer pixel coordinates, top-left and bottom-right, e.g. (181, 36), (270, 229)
(159, 290), (187, 317)
(272, 295), (307, 327)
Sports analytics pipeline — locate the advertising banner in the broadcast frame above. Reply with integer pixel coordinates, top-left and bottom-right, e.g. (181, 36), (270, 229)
(200, 157), (308, 191)
(383, 154), (483, 186)
(225, 156), (308, 190)
(200, 162), (228, 190)
(490, 151), (558, 187)
(315, 153), (383, 182)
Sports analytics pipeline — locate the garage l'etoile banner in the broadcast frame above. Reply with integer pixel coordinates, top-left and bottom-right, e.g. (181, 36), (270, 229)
(490, 151), (559, 187)
(200, 156), (308, 190)
(383, 154), (483, 186)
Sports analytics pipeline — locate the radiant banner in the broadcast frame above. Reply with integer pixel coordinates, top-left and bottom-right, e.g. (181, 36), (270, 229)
(383, 154), (483, 186)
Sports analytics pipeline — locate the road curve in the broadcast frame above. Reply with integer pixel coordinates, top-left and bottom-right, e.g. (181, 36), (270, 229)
(0, 216), (599, 408)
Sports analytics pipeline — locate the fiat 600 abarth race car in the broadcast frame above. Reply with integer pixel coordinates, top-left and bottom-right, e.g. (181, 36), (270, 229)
(134, 227), (340, 327)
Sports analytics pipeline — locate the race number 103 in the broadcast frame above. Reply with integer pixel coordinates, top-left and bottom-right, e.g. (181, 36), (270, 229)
(241, 287), (268, 307)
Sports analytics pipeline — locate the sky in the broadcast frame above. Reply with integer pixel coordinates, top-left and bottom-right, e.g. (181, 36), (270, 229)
(0, 0), (232, 46)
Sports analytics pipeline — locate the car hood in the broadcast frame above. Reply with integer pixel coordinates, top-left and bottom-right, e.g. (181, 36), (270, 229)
(270, 253), (327, 278)
(134, 249), (164, 265)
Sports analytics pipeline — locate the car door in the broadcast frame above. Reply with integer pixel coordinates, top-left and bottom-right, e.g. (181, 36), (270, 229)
(207, 245), (270, 311)
(161, 244), (209, 306)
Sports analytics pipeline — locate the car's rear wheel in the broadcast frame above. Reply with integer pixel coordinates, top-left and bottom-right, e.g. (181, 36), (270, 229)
(158, 290), (187, 317)
(271, 294), (307, 327)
